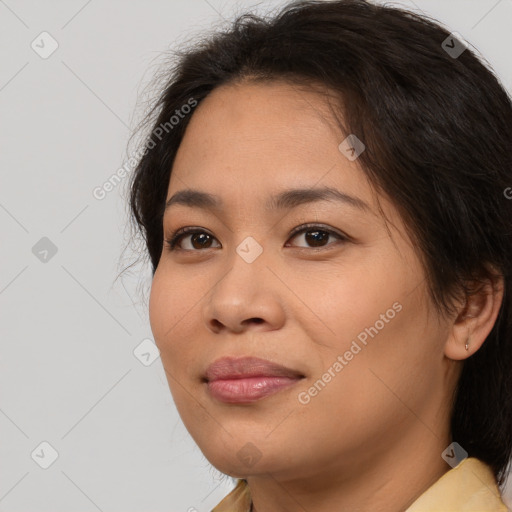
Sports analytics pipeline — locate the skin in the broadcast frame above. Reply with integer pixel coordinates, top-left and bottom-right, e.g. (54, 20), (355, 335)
(149, 80), (504, 512)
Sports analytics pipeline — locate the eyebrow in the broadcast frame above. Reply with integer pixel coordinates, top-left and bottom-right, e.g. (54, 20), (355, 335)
(164, 186), (370, 213)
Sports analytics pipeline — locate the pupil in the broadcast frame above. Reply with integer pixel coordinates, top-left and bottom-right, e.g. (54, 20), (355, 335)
(192, 233), (212, 249)
(306, 230), (328, 247)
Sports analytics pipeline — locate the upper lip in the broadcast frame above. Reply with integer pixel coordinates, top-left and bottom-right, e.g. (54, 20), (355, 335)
(204, 356), (305, 382)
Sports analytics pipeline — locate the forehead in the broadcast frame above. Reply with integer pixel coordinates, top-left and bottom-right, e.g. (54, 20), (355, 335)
(168, 80), (371, 205)
(181, 79), (340, 147)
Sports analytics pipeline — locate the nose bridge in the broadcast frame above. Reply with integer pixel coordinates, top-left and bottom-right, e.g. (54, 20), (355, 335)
(203, 236), (284, 333)
(213, 235), (267, 309)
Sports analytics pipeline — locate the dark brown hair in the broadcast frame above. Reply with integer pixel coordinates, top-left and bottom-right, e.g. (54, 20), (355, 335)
(127, 0), (512, 485)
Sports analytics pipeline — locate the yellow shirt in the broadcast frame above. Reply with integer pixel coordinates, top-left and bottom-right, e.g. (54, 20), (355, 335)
(211, 457), (508, 511)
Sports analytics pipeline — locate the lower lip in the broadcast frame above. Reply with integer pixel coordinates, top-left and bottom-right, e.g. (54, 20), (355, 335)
(206, 376), (302, 403)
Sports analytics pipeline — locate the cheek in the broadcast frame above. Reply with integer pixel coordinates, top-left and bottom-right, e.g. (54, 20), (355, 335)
(299, 258), (404, 350)
(307, 285), (436, 429)
(299, 255), (433, 400)
(292, 311), (426, 459)
(148, 271), (170, 347)
(148, 271), (206, 420)
(149, 270), (193, 367)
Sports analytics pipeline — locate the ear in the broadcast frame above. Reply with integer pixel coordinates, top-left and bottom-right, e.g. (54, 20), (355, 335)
(444, 273), (504, 361)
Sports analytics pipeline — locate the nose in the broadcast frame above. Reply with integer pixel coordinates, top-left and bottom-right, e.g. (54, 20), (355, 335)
(202, 248), (286, 335)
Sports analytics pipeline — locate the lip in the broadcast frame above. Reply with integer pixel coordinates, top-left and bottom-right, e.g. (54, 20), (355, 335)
(204, 356), (305, 404)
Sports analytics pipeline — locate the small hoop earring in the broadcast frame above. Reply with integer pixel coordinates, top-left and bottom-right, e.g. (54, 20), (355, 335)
(465, 337), (470, 351)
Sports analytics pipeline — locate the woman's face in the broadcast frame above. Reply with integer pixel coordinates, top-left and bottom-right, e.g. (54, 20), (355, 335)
(149, 80), (456, 480)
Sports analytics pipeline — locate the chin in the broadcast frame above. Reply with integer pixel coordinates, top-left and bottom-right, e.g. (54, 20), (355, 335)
(200, 436), (298, 479)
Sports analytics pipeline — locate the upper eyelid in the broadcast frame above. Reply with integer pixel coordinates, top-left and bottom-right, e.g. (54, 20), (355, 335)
(288, 223), (344, 237)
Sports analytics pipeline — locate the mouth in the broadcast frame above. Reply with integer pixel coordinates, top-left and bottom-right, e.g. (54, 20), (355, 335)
(203, 356), (305, 404)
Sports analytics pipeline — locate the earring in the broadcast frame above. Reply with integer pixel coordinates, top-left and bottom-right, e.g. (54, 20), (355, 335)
(465, 337), (470, 351)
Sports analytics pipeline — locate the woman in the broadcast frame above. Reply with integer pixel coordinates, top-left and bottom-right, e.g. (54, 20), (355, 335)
(127, 0), (512, 510)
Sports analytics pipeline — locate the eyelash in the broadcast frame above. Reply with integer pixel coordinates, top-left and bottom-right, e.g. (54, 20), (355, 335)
(163, 223), (348, 252)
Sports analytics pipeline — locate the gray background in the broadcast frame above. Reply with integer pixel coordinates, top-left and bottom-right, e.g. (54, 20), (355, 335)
(1, 0), (511, 510)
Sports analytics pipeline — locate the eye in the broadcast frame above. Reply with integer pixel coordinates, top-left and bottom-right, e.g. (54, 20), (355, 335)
(164, 227), (220, 251)
(285, 224), (347, 249)
(164, 223), (347, 252)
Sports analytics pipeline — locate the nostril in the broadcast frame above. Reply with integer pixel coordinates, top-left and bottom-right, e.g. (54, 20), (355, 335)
(243, 318), (264, 326)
